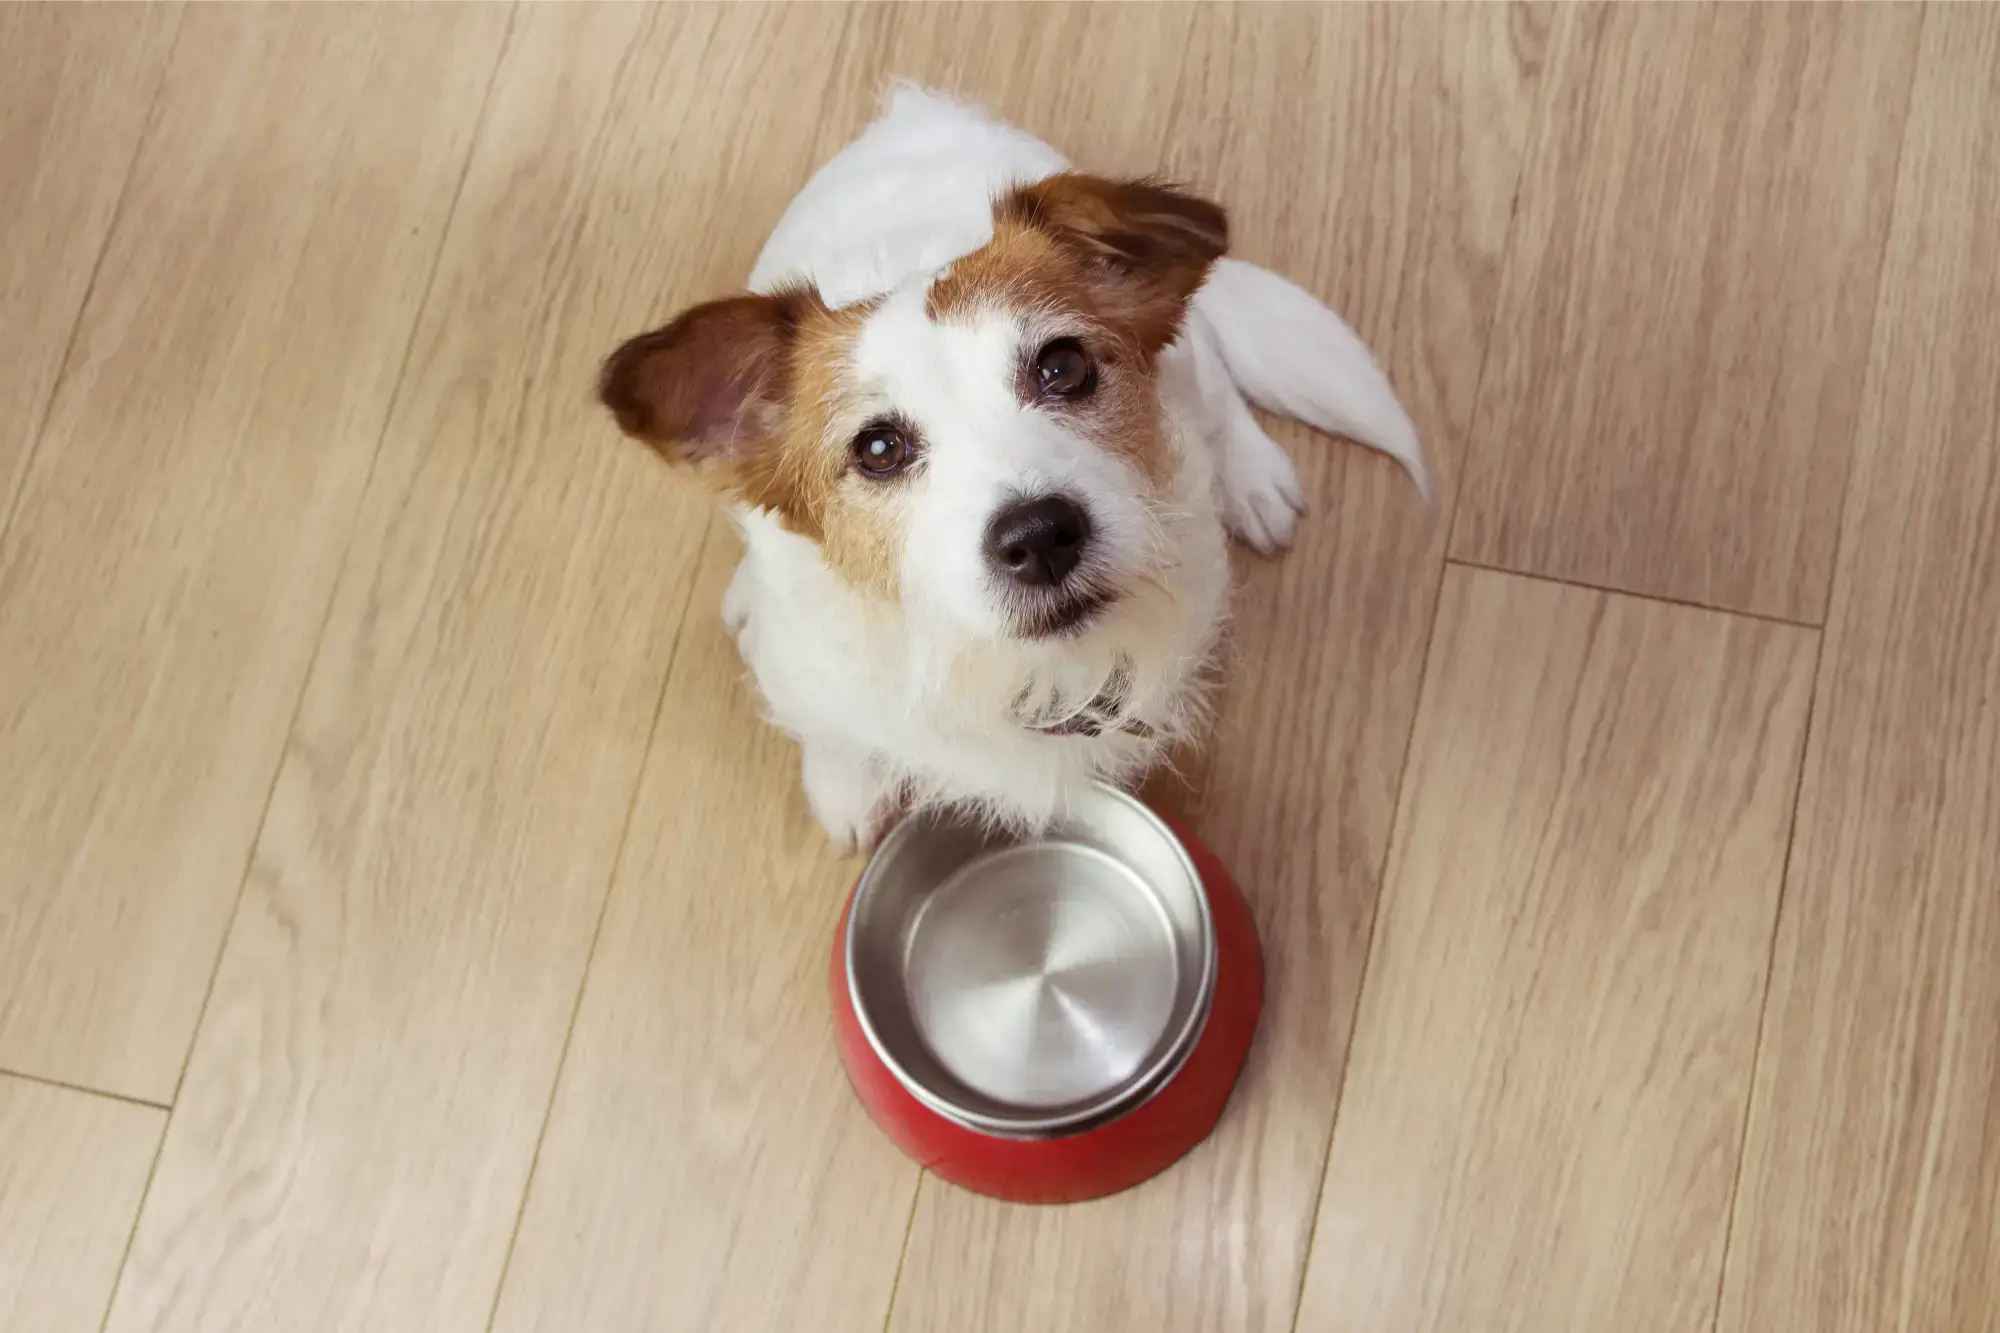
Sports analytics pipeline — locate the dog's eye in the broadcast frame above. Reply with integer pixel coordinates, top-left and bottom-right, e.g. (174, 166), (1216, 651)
(852, 424), (913, 477)
(1033, 339), (1096, 398)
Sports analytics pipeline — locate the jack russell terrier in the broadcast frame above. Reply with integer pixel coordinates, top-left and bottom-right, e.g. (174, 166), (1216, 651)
(600, 85), (1425, 849)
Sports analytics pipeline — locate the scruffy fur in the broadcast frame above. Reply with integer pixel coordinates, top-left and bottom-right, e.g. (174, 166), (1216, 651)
(599, 86), (1424, 848)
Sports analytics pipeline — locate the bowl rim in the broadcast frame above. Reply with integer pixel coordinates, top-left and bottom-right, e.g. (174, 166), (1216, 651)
(843, 782), (1219, 1138)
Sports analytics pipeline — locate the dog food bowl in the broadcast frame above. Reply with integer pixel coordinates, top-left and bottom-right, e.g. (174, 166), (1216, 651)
(831, 783), (1262, 1203)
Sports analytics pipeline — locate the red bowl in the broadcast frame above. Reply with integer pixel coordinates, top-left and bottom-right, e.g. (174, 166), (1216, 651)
(830, 804), (1262, 1204)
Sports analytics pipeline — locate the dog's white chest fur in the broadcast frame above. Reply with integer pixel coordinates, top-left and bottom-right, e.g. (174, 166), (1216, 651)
(695, 86), (1424, 847)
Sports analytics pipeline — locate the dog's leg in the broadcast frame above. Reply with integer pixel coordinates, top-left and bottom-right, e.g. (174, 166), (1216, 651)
(800, 740), (902, 852)
(1215, 391), (1308, 555)
(1186, 311), (1306, 554)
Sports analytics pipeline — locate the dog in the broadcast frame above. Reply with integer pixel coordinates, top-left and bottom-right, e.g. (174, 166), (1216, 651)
(599, 85), (1425, 849)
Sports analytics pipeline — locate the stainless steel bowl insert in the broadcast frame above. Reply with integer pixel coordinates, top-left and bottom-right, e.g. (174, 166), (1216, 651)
(844, 783), (1216, 1137)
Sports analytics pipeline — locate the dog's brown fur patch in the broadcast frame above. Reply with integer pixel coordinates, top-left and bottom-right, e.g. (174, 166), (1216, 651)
(599, 287), (821, 458)
(598, 291), (905, 596)
(724, 305), (860, 541)
(987, 173), (1226, 354)
(762, 313), (909, 597)
(927, 174), (1229, 487)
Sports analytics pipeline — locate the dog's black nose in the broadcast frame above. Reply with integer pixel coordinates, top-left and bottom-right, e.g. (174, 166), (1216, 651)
(985, 495), (1091, 588)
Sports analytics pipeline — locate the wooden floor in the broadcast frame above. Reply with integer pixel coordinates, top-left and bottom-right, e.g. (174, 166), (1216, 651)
(2, 4), (1994, 1331)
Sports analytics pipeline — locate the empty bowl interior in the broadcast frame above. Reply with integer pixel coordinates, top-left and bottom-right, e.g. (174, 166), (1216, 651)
(845, 786), (1215, 1136)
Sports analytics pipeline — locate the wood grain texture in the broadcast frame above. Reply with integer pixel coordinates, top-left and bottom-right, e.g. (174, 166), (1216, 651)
(97, 6), (765, 1330)
(7, 3), (1999, 1328)
(0, 1075), (162, 1333)
(1451, 2), (1923, 622)
(0, 4), (505, 1101)
(489, 543), (919, 1333)
(884, 6), (1553, 1332)
(0, 2), (179, 527)
(1294, 566), (1816, 1333)
(1716, 10), (2000, 1333)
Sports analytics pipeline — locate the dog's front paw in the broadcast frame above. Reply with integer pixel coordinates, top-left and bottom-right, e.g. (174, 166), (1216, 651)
(1218, 415), (1307, 555)
(801, 744), (902, 853)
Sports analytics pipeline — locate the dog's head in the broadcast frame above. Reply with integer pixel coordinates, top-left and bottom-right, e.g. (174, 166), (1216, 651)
(599, 174), (1227, 643)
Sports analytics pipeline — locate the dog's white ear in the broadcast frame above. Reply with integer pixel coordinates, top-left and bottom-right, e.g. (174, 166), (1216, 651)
(598, 286), (821, 464)
(998, 173), (1228, 352)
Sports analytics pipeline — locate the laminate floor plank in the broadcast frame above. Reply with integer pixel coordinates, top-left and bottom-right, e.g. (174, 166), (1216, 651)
(0, 3), (506, 1102)
(0, 1074), (163, 1333)
(1451, 2), (1922, 621)
(0, 2), (179, 529)
(1294, 567), (1815, 1333)
(1716, 11), (2000, 1332)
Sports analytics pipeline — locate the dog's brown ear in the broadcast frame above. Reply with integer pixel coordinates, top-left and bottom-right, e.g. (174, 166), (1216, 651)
(598, 287), (821, 464)
(999, 173), (1228, 351)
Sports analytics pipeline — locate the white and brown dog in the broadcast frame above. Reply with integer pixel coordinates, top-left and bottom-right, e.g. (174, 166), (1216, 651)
(600, 86), (1424, 848)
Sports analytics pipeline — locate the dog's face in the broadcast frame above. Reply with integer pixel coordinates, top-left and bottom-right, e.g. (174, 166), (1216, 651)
(599, 174), (1226, 643)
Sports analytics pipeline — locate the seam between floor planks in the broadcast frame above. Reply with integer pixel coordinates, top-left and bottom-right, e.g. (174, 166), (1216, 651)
(1443, 558), (1827, 631)
(0, 1068), (169, 1115)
